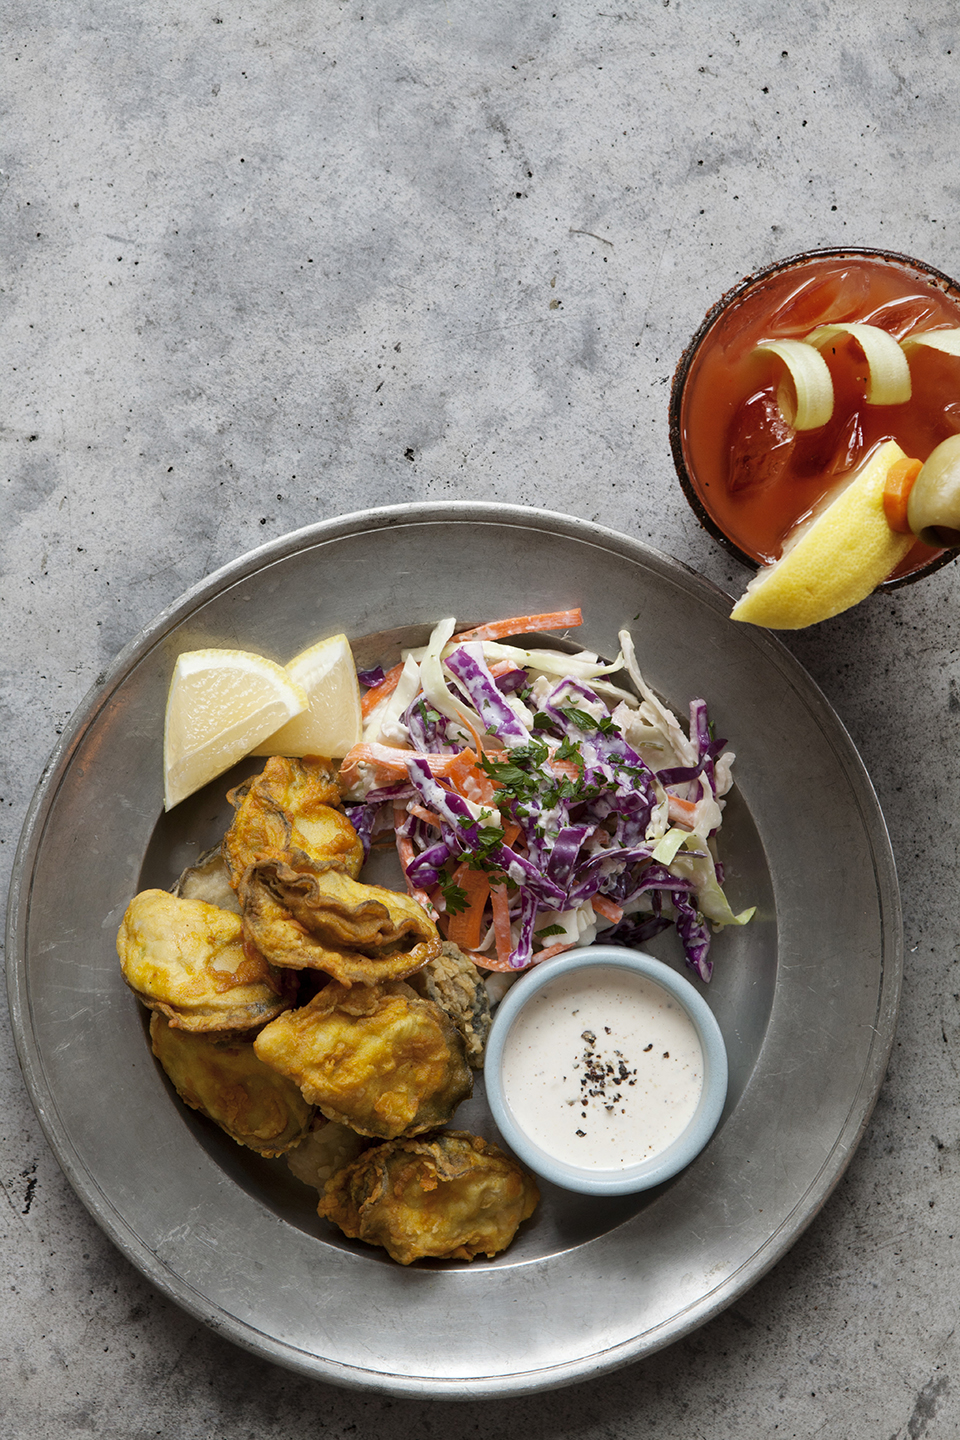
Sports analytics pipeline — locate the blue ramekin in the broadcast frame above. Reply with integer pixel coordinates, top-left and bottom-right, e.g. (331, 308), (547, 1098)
(483, 946), (728, 1196)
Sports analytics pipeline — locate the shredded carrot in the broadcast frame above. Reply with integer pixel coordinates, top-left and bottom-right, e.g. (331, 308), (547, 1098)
(488, 658), (522, 678)
(408, 804), (442, 829)
(667, 794), (698, 827)
(445, 748), (498, 805)
(533, 941), (575, 963)
(394, 825), (416, 872)
(473, 950), (518, 972)
(337, 742), (408, 787)
(446, 864), (491, 950)
(393, 805), (438, 919)
(883, 456), (923, 534)
(360, 661), (405, 718)
(338, 742), (469, 793)
(455, 608), (583, 644)
(459, 710), (489, 759)
(590, 894), (624, 924)
(548, 756), (583, 784)
(489, 883), (514, 966)
(438, 813), (522, 952)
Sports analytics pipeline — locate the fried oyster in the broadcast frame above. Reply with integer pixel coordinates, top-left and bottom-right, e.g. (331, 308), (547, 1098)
(318, 1131), (540, 1265)
(222, 755), (363, 884)
(117, 889), (292, 1031)
(285, 1117), (370, 1191)
(253, 980), (472, 1139)
(172, 844), (241, 914)
(406, 940), (492, 1068)
(150, 1012), (314, 1156)
(219, 753), (440, 985)
(239, 861), (441, 986)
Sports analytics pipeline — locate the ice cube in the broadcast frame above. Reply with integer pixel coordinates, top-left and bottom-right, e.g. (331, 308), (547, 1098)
(793, 410), (864, 479)
(860, 294), (939, 339)
(728, 388), (796, 493)
(765, 266), (872, 336)
(825, 411), (864, 475)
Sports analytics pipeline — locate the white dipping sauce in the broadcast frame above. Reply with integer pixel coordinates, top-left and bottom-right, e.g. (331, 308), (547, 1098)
(500, 965), (704, 1169)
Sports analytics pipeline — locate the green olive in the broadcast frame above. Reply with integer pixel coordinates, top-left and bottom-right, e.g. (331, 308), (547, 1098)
(907, 435), (960, 547)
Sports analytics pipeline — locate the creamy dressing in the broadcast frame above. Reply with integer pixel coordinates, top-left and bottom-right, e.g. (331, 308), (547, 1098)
(500, 966), (704, 1169)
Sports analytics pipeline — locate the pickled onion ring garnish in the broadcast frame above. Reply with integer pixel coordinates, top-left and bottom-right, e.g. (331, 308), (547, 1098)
(804, 322), (912, 406)
(752, 339), (834, 430)
(900, 327), (960, 357)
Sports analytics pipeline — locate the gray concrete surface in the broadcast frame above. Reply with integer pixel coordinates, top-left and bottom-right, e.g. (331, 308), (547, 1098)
(3, 1), (959, 1435)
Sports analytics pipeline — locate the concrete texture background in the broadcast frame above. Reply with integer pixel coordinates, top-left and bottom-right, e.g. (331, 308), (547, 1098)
(2, 1), (959, 1435)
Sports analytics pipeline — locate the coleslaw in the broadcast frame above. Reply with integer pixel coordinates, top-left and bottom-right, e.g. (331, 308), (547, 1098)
(337, 610), (753, 983)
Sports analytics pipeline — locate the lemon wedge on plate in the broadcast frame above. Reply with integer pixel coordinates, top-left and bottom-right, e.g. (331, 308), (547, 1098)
(251, 633), (363, 759)
(163, 649), (307, 809)
(730, 439), (915, 629)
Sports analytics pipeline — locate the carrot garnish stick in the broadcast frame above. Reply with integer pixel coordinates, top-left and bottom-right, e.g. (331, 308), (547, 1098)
(883, 456), (923, 534)
(454, 609), (583, 644)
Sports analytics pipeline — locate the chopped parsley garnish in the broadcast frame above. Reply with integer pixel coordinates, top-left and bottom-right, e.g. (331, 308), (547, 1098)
(417, 699), (442, 729)
(471, 825), (508, 860)
(555, 735), (582, 763)
(561, 706), (600, 732)
(532, 706), (620, 738)
(480, 740), (550, 800)
(439, 878), (468, 915)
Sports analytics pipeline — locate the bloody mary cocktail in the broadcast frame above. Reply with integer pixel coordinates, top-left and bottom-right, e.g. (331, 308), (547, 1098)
(670, 248), (960, 586)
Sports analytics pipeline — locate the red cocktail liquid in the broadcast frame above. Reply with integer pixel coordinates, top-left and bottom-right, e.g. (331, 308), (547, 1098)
(677, 253), (960, 577)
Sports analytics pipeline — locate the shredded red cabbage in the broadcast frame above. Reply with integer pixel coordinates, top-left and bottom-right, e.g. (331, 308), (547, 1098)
(348, 634), (748, 980)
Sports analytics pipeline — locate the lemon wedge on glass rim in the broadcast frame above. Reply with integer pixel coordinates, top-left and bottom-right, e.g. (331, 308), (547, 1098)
(163, 649), (307, 809)
(730, 439), (916, 630)
(251, 633), (362, 759)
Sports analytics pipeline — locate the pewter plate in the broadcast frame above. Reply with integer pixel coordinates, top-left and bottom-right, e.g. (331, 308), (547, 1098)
(6, 503), (902, 1398)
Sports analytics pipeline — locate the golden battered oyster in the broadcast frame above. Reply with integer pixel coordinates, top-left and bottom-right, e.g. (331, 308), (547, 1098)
(239, 860), (441, 986)
(318, 1130), (540, 1265)
(117, 889), (292, 1031)
(222, 755), (362, 885)
(150, 1012), (314, 1156)
(172, 844), (241, 914)
(406, 940), (491, 1069)
(285, 1116), (370, 1191)
(253, 980), (472, 1139)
